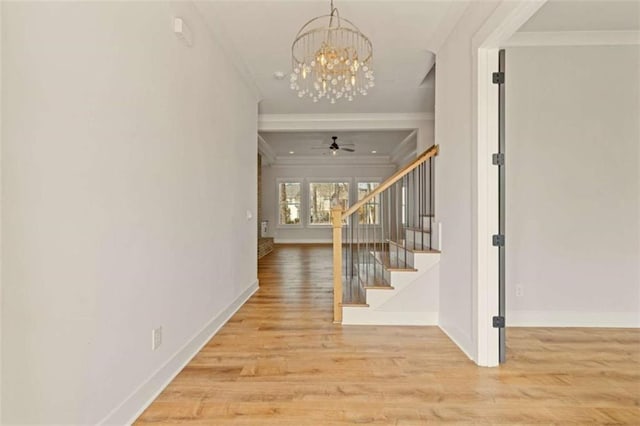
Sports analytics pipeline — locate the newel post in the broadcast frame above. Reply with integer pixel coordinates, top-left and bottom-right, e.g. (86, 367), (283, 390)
(331, 207), (343, 323)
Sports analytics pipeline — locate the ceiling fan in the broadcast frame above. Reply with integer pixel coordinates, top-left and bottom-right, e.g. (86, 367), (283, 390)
(312, 136), (355, 155)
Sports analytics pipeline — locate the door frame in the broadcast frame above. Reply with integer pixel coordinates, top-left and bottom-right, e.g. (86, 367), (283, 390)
(472, 0), (547, 367)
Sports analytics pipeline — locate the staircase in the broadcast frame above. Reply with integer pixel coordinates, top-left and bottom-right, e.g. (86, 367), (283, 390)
(331, 145), (440, 325)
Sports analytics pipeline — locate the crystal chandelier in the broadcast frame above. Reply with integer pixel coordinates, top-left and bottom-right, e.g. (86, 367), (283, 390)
(290, 0), (374, 104)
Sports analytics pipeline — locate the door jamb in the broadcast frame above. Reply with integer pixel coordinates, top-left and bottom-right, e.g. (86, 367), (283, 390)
(472, 0), (547, 367)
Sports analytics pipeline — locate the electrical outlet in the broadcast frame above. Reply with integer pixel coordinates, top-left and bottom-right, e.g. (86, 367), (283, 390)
(516, 285), (524, 297)
(152, 327), (162, 351)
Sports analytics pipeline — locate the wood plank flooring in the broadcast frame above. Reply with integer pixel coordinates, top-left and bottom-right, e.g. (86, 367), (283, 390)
(136, 244), (640, 425)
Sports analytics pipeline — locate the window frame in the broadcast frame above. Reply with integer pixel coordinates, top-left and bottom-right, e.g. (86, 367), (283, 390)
(355, 178), (382, 226)
(276, 178), (304, 228)
(307, 179), (351, 227)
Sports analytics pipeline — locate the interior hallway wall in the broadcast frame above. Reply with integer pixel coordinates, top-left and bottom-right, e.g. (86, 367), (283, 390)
(434, 1), (500, 360)
(2, 2), (258, 423)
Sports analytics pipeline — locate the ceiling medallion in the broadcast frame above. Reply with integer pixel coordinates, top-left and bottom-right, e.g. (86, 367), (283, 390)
(290, 0), (374, 104)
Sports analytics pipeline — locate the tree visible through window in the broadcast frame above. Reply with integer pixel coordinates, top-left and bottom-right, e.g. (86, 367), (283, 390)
(309, 182), (349, 224)
(278, 182), (301, 225)
(358, 182), (380, 224)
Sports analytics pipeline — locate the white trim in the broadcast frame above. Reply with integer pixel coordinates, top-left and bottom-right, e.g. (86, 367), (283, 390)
(438, 323), (475, 362)
(259, 113), (433, 131)
(389, 129), (418, 166)
(275, 178), (304, 228)
(272, 155), (392, 167)
(342, 310), (438, 326)
(474, 48), (500, 368)
(269, 164), (396, 171)
(507, 311), (640, 328)
(0, 0), (3, 418)
(355, 177), (382, 184)
(473, 1), (547, 50)
(275, 224), (304, 230)
(308, 179), (350, 226)
(505, 30), (640, 47)
(257, 134), (276, 166)
(274, 239), (331, 244)
(472, 0), (548, 368)
(425, 1), (471, 54)
(259, 113), (433, 161)
(99, 280), (259, 425)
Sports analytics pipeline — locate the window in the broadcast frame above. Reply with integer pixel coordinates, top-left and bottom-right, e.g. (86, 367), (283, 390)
(309, 182), (349, 225)
(278, 182), (301, 225)
(357, 182), (380, 224)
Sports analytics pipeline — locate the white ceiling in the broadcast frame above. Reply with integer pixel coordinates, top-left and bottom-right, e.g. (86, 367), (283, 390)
(195, 1), (466, 115)
(201, 0), (640, 164)
(261, 130), (413, 157)
(519, 0), (640, 32)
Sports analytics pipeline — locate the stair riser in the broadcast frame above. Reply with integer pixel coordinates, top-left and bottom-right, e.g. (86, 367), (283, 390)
(362, 252), (441, 308)
(412, 252), (440, 272)
(389, 246), (440, 271)
(344, 261), (440, 324)
(342, 309), (438, 325)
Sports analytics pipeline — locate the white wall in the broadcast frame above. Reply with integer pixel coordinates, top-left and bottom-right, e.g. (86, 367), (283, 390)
(435, 1), (500, 360)
(262, 163), (396, 243)
(0, 0), (3, 419)
(506, 45), (640, 327)
(1, 2), (258, 424)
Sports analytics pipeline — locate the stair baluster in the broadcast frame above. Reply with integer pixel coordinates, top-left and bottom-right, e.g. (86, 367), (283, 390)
(332, 145), (439, 322)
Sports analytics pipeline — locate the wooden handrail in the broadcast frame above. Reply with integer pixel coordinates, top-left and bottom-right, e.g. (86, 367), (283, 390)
(342, 145), (439, 219)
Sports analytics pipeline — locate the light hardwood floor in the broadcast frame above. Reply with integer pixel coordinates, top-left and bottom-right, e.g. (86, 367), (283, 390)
(136, 244), (640, 425)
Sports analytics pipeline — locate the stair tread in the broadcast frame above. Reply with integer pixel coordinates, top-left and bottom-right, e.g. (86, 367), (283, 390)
(371, 251), (417, 271)
(404, 226), (432, 233)
(356, 262), (393, 289)
(388, 239), (441, 254)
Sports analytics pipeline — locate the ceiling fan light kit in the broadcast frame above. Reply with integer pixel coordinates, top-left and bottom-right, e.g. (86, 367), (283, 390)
(320, 136), (355, 155)
(290, 0), (374, 104)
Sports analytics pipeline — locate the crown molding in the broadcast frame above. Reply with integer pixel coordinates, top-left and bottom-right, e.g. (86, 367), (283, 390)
(390, 130), (418, 166)
(271, 155), (394, 167)
(425, 1), (471, 53)
(191, 2), (262, 101)
(505, 30), (640, 47)
(472, 0), (547, 50)
(257, 134), (276, 165)
(259, 113), (434, 132)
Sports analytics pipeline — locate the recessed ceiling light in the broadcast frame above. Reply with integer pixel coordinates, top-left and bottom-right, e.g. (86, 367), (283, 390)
(371, 150), (377, 154)
(274, 71), (286, 80)
(289, 151), (295, 154)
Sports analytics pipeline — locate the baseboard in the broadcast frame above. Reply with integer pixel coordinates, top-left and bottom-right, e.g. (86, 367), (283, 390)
(341, 310), (438, 325)
(99, 280), (259, 425)
(507, 310), (640, 328)
(274, 238), (331, 244)
(438, 322), (475, 363)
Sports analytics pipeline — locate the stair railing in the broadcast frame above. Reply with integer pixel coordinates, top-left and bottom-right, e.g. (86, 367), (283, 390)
(331, 145), (439, 322)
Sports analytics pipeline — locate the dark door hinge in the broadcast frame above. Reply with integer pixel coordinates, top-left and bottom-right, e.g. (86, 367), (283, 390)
(492, 234), (505, 247)
(493, 316), (505, 328)
(492, 72), (505, 84)
(492, 153), (504, 166)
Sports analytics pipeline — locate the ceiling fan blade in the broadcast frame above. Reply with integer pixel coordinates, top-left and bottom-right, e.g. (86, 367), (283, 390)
(341, 148), (355, 152)
(339, 143), (355, 146)
(311, 147), (328, 149)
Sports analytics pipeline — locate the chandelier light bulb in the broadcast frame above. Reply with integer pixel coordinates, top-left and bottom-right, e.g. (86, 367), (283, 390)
(290, 0), (374, 104)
